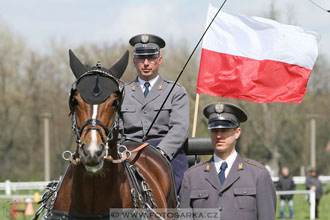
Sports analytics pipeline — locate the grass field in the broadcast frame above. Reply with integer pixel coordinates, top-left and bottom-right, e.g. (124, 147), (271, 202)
(277, 184), (330, 220)
(1, 184), (329, 220)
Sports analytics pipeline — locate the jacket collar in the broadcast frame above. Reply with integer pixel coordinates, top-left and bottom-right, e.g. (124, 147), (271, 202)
(131, 76), (166, 107)
(203, 155), (245, 192)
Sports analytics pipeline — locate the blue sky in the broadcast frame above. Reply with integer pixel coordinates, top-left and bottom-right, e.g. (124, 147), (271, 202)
(1, 0), (330, 59)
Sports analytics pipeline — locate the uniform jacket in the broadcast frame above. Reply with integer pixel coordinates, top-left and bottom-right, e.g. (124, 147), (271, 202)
(179, 154), (276, 220)
(276, 175), (296, 200)
(119, 76), (189, 160)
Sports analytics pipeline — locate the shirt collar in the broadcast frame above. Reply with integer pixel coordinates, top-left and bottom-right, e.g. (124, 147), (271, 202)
(138, 75), (159, 91)
(214, 150), (237, 177)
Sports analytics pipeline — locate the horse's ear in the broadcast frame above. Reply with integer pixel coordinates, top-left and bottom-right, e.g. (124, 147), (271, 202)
(69, 49), (88, 79)
(109, 50), (129, 79)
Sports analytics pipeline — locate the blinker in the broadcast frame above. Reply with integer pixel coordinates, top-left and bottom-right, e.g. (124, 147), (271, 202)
(92, 75), (102, 97)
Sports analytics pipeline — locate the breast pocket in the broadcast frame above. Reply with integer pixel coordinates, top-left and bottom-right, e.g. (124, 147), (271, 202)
(154, 103), (171, 125)
(234, 187), (257, 212)
(189, 190), (209, 208)
(121, 105), (136, 125)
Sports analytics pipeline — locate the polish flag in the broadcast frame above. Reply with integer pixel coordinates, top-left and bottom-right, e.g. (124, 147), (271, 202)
(197, 4), (319, 103)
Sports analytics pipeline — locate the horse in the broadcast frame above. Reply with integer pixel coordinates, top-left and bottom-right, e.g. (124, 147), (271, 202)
(34, 50), (177, 220)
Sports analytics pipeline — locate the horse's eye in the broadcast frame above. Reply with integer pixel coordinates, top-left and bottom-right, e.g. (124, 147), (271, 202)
(69, 97), (78, 111)
(112, 99), (119, 107)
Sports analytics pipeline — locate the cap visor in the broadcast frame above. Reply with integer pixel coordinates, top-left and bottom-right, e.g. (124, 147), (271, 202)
(208, 120), (238, 129)
(134, 48), (159, 55)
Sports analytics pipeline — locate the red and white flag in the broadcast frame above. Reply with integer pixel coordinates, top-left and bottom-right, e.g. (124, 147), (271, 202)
(197, 4), (319, 103)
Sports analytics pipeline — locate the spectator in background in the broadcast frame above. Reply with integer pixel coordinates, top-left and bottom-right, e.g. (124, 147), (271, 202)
(306, 167), (323, 219)
(277, 167), (296, 219)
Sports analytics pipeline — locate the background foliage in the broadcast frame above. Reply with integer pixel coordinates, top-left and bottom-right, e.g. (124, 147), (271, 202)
(0, 17), (329, 181)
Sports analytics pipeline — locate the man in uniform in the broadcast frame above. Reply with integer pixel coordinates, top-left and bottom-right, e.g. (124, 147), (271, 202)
(119, 34), (189, 193)
(180, 102), (276, 220)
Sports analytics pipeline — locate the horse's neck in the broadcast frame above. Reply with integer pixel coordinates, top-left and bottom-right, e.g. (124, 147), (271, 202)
(53, 163), (131, 214)
(71, 164), (121, 208)
(54, 137), (131, 214)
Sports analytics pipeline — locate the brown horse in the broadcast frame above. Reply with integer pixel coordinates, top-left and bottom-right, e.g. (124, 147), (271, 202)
(34, 50), (177, 220)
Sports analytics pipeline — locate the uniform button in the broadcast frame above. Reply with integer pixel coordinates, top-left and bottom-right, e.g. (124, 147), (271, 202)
(243, 191), (247, 194)
(198, 193), (202, 197)
(144, 111), (147, 114)
(218, 192), (223, 197)
(219, 206), (223, 212)
(145, 128), (148, 130)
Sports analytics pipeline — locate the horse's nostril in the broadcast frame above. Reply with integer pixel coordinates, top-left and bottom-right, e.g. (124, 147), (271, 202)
(81, 144), (90, 157)
(95, 145), (105, 157)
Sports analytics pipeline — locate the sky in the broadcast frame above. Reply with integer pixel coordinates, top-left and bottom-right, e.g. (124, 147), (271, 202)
(1, 0), (330, 60)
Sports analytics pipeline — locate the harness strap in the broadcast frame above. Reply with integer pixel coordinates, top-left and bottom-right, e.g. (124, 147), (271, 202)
(32, 165), (69, 220)
(122, 161), (140, 210)
(121, 143), (166, 220)
(131, 142), (149, 152)
(103, 142), (148, 164)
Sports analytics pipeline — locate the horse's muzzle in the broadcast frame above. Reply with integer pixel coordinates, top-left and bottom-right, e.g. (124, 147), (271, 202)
(78, 143), (106, 172)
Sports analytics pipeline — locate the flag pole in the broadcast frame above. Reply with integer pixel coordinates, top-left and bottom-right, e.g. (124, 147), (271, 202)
(191, 93), (200, 138)
(143, 0), (229, 141)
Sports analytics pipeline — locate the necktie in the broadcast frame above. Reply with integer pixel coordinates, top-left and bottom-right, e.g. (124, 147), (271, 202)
(144, 82), (150, 97)
(218, 162), (228, 184)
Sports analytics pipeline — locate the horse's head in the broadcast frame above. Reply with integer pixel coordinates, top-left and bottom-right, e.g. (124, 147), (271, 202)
(68, 49), (128, 173)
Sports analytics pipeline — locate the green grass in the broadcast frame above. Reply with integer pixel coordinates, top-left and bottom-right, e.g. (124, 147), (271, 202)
(0, 199), (44, 220)
(1, 184), (329, 220)
(276, 184), (330, 220)
(0, 189), (46, 220)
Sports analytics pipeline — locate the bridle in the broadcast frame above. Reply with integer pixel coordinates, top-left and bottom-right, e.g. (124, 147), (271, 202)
(68, 64), (125, 161)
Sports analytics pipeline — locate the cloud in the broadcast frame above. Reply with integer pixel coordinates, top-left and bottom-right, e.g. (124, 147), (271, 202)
(1, 0), (329, 58)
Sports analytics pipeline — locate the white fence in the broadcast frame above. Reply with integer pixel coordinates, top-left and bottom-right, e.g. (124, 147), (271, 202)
(276, 190), (316, 220)
(0, 180), (48, 197)
(272, 175), (330, 184)
(4, 176), (329, 194)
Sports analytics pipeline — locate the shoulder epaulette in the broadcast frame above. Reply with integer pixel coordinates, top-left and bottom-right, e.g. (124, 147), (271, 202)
(123, 81), (134, 87)
(243, 158), (264, 170)
(186, 160), (208, 172)
(163, 79), (183, 87)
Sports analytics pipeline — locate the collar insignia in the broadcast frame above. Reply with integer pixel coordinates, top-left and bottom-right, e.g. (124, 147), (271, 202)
(238, 163), (243, 169)
(158, 84), (162, 90)
(205, 164), (210, 171)
(132, 85), (136, 91)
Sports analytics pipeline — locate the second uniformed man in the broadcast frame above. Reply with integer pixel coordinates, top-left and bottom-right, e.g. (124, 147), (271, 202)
(119, 34), (189, 193)
(179, 102), (276, 220)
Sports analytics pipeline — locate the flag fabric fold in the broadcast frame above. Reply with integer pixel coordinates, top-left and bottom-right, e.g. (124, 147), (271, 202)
(197, 4), (319, 103)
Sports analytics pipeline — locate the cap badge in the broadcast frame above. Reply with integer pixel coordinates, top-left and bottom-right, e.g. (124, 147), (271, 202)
(141, 34), (149, 43)
(215, 103), (224, 113)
